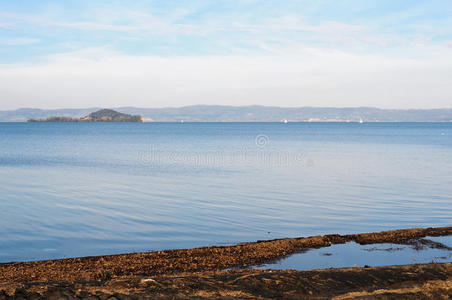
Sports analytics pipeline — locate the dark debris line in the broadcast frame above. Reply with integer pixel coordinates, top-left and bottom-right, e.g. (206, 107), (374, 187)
(0, 227), (450, 284)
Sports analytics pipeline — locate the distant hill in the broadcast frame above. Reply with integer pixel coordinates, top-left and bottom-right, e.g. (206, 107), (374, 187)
(81, 109), (143, 122)
(28, 109), (143, 122)
(1, 106), (452, 122)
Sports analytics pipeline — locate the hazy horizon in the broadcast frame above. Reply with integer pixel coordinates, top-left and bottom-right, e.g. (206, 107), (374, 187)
(3, 104), (452, 112)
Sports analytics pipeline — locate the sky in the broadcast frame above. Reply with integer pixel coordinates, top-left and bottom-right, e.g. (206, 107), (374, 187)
(0, 0), (451, 110)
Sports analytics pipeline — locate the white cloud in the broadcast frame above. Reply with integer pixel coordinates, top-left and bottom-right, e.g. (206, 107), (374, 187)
(0, 10), (199, 35)
(0, 22), (14, 29)
(1, 7), (450, 55)
(0, 37), (40, 46)
(1, 46), (451, 110)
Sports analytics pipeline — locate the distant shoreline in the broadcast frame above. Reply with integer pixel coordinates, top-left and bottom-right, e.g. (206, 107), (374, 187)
(2, 120), (452, 123)
(2, 105), (452, 122)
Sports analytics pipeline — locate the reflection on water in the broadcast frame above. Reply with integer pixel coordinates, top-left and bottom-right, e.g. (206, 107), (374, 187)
(0, 122), (451, 262)
(254, 236), (452, 270)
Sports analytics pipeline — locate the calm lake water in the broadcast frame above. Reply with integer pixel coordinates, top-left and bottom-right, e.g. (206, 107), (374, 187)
(254, 236), (452, 270)
(0, 122), (451, 263)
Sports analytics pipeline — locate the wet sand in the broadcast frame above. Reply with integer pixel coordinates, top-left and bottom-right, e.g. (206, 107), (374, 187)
(0, 226), (451, 299)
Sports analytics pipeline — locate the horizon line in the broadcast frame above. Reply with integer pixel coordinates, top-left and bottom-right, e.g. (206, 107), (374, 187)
(3, 105), (452, 112)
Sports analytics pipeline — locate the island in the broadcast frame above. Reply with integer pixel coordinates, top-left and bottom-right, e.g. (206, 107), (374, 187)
(28, 109), (144, 122)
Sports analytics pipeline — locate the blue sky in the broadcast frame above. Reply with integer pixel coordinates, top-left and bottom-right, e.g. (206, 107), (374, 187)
(0, 0), (451, 109)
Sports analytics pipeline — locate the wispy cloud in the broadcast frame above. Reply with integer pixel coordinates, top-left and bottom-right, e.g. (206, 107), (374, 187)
(0, 22), (14, 29)
(0, 10), (199, 35)
(2, 1), (452, 60)
(0, 37), (40, 46)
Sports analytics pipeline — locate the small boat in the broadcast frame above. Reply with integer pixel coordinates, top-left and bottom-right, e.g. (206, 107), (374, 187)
(283, 119), (288, 124)
(359, 118), (363, 124)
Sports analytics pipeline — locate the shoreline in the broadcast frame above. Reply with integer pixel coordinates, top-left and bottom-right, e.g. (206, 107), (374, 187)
(3, 120), (452, 123)
(2, 263), (450, 299)
(0, 226), (451, 298)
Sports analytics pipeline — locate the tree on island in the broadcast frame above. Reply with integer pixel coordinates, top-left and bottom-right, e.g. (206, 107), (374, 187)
(28, 109), (143, 122)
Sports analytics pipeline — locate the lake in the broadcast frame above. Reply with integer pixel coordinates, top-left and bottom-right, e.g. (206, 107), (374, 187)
(0, 122), (451, 262)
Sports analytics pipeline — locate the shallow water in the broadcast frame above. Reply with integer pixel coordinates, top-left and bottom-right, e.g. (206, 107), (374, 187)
(0, 122), (451, 262)
(254, 236), (452, 270)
